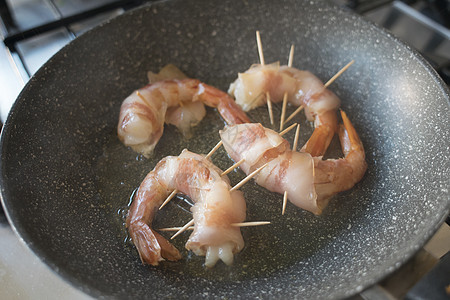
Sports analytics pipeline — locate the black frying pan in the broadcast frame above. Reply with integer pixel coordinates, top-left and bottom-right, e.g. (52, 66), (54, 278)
(1, 0), (449, 299)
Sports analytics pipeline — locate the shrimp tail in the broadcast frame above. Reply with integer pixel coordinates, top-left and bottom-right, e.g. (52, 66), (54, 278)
(338, 110), (367, 182)
(128, 222), (164, 266)
(302, 110), (338, 156)
(126, 168), (182, 266)
(152, 229), (183, 262)
(339, 110), (363, 155)
(302, 125), (333, 156)
(128, 222), (181, 266)
(217, 98), (251, 124)
(197, 83), (250, 124)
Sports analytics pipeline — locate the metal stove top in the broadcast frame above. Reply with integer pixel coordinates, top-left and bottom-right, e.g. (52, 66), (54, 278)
(0, 0), (449, 299)
(0, 0), (152, 121)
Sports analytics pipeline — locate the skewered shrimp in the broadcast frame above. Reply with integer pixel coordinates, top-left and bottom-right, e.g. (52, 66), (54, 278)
(219, 111), (366, 215)
(126, 149), (246, 267)
(118, 65), (249, 157)
(228, 62), (340, 156)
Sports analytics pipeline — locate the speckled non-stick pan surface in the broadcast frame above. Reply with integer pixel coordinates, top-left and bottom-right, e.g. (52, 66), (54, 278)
(1, 0), (449, 299)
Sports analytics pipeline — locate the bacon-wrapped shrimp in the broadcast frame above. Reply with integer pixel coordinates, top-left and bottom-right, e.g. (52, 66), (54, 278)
(228, 62), (340, 156)
(219, 111), (366, 215)
(118, 66), (249, 157)
(126, 149), (246, 267)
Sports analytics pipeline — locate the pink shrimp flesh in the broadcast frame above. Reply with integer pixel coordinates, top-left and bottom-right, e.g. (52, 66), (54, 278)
(118, 66), (249, 157)
(126, 149), (246, 267)
(220, 123), (319, 214)
(228, 62), (341, 156)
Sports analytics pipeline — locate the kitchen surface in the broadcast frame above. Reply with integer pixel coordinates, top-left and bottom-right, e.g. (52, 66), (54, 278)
(0, 0), (449, 299)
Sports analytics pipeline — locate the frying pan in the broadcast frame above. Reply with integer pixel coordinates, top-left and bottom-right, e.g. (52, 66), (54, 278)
(1, 0), (449, 298)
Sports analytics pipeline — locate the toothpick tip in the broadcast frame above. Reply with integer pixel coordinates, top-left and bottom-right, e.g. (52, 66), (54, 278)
(205, 140), (223, 159)
(324, 60), (355, 88)
(284, 105), (304, 124)
(256, 30), (265, 66)
(230, 162), (268, 192)
(279, 122), (297, 136)
(170, 219), (194, 239)
(159, 189), (178, 210)
(266, 92), (274, 125)
(221, 158), (245, 176)
(282, 191), (288, 215)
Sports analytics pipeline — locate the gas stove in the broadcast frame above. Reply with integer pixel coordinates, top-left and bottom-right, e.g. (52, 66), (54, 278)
(0, 1), (449, 299)
(0, 0), (152, 122)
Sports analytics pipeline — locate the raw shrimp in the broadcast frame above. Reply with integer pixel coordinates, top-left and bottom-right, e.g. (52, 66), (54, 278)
(126, 149), (246, 267)
(228, 62), (340, 156)
(220, 122), (318, 213)
(219, 111), (366, 215)
(118, 66), (249, 157)
(313, 110), (367, 205)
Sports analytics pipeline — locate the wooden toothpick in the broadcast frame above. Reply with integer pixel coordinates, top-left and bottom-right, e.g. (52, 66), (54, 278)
(282, 191), (288, 215)
(256, 30), (274, 125)
(231, 221), (271, 227)
(292, 124), (300, 151)
(136, 90), (147, 102)
(205, 140), (223, 160)
(256, 30), (265, 65)
(158, 221), (271, 232)
(288, 44), (295, 67)
(230, 163), (268, 192)
(266, 92), (274, 125)
(221, 158), (245, 176)
(324, 60), (355, 88)
(280, 93), (289, 131)
(170, 219), (195, 239)
(284, 105), (304, 125)
(279, 123), (297, 136)
(280, 44), (295, 131)
(159, 189), (178, 210)
(159, 226), (193, 232)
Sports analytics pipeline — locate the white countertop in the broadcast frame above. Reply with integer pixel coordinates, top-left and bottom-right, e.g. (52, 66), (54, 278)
(0, 222), (92, 300)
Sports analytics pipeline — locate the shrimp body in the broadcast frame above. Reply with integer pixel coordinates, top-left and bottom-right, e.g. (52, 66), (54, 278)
(228, 63), (298, 111)
(126, 150), (246, 267)
(220, 123), (318, 214)
(118, 76), (250, 157)
(228, 62), (340, 156)
(220, 112), (366, 214)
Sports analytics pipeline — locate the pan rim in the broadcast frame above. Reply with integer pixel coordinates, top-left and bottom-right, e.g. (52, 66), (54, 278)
(0, 0), (449, 298)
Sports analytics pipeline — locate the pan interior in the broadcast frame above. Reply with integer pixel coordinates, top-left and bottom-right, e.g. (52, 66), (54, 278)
(1, 0), (449, 299)
(97, 104), (349, 281)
